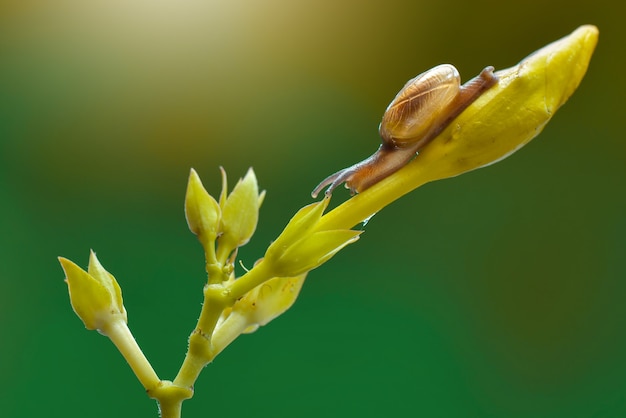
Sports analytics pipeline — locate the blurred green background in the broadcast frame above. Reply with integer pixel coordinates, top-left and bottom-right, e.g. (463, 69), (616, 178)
(1, 0), (624, 417)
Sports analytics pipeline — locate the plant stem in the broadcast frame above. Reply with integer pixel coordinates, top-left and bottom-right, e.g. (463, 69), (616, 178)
(173, 279), (237, 388)
(159, 401), (182, 418)
(101, 319), (160, 390)
(227, 260), (274, 300)
(150, 380), (193, 418)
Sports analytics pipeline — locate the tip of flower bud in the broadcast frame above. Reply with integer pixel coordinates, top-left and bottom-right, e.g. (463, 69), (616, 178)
(218, 167), (264, 257)
(60, 253), (127, 331)
(185, 168), (221, 242)
(264, 195), (360, 277)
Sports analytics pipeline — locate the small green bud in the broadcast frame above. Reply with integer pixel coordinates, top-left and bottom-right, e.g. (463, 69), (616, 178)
(60, 251), (127, 331)
(269, 230), (361, 277)
(218, 168), (264, 257)
(185, 168), (221, 243)
(265, 197), (330, 261)
(265, 196), (361, 277)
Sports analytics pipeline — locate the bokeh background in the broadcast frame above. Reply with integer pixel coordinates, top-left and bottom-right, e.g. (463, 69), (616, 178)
(1, 0), (624, 417)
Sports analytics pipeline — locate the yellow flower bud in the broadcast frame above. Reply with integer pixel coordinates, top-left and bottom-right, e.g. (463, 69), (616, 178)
(218, 168), (264, 257)
(265, 197), (361, 277)
(265, 198), (331, 260)
(59, 251), (127, 331)
(318, 25), (599, 231)
(414, 24), (599, 183)
(185, 168), (221, 244)
(275, 230), (362, 277)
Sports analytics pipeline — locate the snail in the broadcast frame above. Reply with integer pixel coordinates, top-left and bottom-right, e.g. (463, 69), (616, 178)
(311, 64), (499, 198)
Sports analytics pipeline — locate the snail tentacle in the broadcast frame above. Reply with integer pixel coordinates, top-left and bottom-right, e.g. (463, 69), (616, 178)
(311, 162), (362, 198)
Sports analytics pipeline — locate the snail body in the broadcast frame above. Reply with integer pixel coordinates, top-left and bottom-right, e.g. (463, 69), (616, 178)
(311, 64), (498, 198)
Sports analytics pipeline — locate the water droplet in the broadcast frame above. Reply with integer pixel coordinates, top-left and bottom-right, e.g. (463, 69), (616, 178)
(362, 213), (376, 226)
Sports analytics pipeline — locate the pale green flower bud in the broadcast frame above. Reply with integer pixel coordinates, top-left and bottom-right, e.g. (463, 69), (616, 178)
(218, 168), (264, 257)
(271, 230), (361, 277)
(265, 198), (330, 260)
(59, 251), (127, 331)
(265, 197), (361, 277)
(185, 168), (221, 244)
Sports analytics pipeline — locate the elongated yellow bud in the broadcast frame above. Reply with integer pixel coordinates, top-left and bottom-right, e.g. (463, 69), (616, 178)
(318, 25), (599, 231)
(60, 251), (127, 331)
(185, 168), (221, 243)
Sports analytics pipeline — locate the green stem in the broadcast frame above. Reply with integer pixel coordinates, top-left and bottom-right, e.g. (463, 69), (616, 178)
(203, 238), (218, 265)
(227, 260), (274, 300)
(206, 262), (225, 285)
(173, 282), (234, 388)
(159, 401), (182, 418)
(173, 260), (275, 390)
(101, 319), (160, 390)
(149, 381), (193, 418)
(173, 333), (211, 388)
